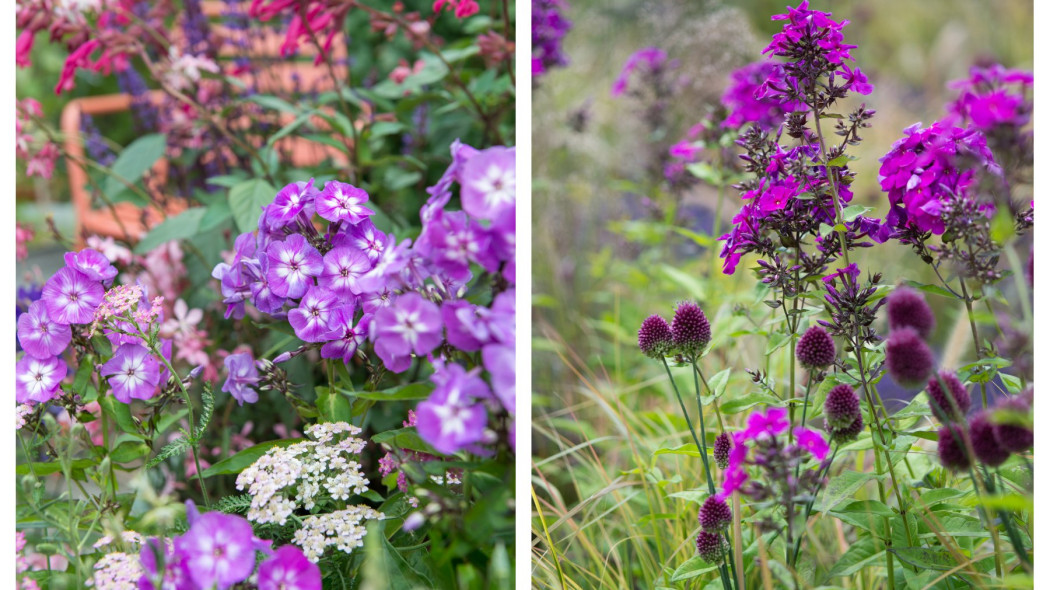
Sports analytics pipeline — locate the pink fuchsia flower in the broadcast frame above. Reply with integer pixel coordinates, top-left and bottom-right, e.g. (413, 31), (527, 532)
(416, 363), (491, 454)
(100, 344), (161, 403)
(17, 300), (72, 359)
(42, 267), (105, 325)
(320, 308), (371, 364)
(315, 181), (374, 225)
(178, 511), (261, 589)
(63, 248), (118, 283)
(371, 293), (443, 372)
(288, 286), (344, 343)
(257, 545), (321, 590)
(434, 0), (479, 19)
(266, 234), (323, 299)
(222, 352), (260, 406)
(320, 246), (373, 297)
(792, 428), (830, 461)
(460, 146), (515, 221)
(16, 355), (67, 404)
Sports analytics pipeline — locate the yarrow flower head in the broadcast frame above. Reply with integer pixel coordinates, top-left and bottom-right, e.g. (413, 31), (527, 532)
(637, 314), (673, 358)
(670, 301), (711, 359)
(884, 286), (935, 339)
(795, 325), (836, 369)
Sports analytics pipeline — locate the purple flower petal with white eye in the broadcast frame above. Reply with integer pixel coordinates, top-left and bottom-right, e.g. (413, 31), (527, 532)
(415, 363), (491, 454)
(340, 220), (389, 263)
(417, 210), (493, 282)
(17, 300), (72, 359)
(287, 286), (344, 343)
(100, 344), (161, 403)
(372, 293), (443, 358)
(316, 181), (374, 225)
(42, 267), (104, 325)
(360, 287), (395, 314)
(460, 146), (515, 221)
(355, 236), (412, 293)
(246, 257), (287, 314)
(483, 342), (515, 413)
(320, 246), (373, 296)
(179, 511), (258, 589)
(257, 545), (321, 590)
(63, 248), (118, 282)
(222, 352), (260, 405)
(15, 355), (66, 403)
(321, 309), (370, 364)
(264, 180), (318, 229)
(266, 234), (323, 299)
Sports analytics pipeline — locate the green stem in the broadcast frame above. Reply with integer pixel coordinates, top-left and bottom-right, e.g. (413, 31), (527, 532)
(811, 102), (850, 268)
(153, 348), (211, 506)
(660, 358), (705, 464)
(957, 278), (989, 408)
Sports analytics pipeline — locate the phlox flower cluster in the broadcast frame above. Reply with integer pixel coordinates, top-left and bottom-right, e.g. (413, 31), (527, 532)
(235, 422), (375, 530)
(948, 64), (1033, 133)
(532, 0), (572, 78)
(212, 141), (516, 455)
(721, 61), (802, 131)
(610, 47), (675, 98)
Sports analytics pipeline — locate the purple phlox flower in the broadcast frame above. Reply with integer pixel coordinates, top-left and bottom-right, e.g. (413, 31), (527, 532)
(839, 64), (872, 95)
(246, 257), (287, 315)
(532, 0), (572, 78)
(356, 235), (416, 293)
(315, 181), (374, 225)
(178, 511), (261, 590)
(16, 355), (66, 403)
(442, 295), (514, 352)
(793, 427), (830, 460)
(822, 263), (860, 285)
(320, 246), (373, 297)
(17, 300), (72, 359)
(138, 536), (193, 590)
(948, 64), (1032, 131)
(266, 234), (323, 299)
(611, 47), (668, 97)
(222, 351), (260, 405)
(288, 286), (345, 343)
(371, 293), (443, 372)
(100, 344), (161, 403)
(320, 308), (371, 364)
(482, 342), (514, 413)
(416, 362), (491, 454)
(721, 61), (800, 130)
(337, 220), (390, 264)
(422, 139), (480, 222)
(63, 248), (118, 283)
(257, 545), (321, 590)
(490, 206), (516, 284)
(264, 180), (318, 229)
(42, 267), (105, 325)
(460, 146), (516, 221)
(417, 210), (494, 283)
(740, 406), (790, 439)
(360, 286), (396, 315)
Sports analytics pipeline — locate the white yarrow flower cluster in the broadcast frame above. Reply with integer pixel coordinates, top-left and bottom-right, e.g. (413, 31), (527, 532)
(16, 404), (33, 430)
(236, 422), (372, 526)
(87, 552), (142, 590)
(291, 506), (384, 562)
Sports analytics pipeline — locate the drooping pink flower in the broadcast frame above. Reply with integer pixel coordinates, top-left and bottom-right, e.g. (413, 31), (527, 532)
(434, 0), (480, 19)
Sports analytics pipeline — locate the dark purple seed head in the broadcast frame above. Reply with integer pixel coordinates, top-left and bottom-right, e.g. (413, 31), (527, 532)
(926, 370), (971, 423)
(885, 327), (934, 388)
(713, 432), (732, 470)
(695, 530), (728, 563)
(937, 424), (971, 471)
(671, 301), (711, 359)
(698, 496), (732, 533)
(638, 314), (673, 359)
(826, 415), (864, 445)
(823, 384), (861, 430)
(969, 411), (1010, 467)
(992, 394), (1033, 453)
(796, 325), (836, 369)
(885, 286), (936, 340)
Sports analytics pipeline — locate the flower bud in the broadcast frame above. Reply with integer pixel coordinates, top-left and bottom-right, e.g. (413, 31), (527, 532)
(969, 411), (1009, 467)
(885, 286), (935, 340)
(926, 370), (971, 423)
(695, 530), (728, 563)
(992, 394), (1033, 453)
(796, 325), (836, 369)
(637, 314), (672, 358)
(713, 432), (732, 470)
(698, 496), (732, 533)
(671, 302), (711, 359)
(937, 424), (971, 471)
(826, 415), (863, 445)
(823, 384), (861, 430)
(885, 328), (934, 388)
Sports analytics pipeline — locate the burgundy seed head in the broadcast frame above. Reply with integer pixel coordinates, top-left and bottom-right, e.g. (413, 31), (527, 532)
(992, 394), (1033, 453)
(695, 530), (728, 563)
(713, 432), (732, 470)
(796, 325), (836, 369)
(823, 384), (861, 430)
(885, 286), (936, 340)
(670, 301), (711, 359)
(926, 370), (971, 423)
(826, 415), (864, 445)
(698, 496), (732, 533)
(885, 327), (934, 388)
(637, 314), (673, 359)
(969, 411), (1010, 467)
(937, 424), (971, 471)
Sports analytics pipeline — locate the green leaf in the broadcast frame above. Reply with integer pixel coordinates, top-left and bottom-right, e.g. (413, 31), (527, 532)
(103, 134), (167, 205)
(228, 179), (277, 233)
(826, 154), (850, 167)
(903, 280), (956, 299)
(199, 197), (232, 233)
(193, 385), (214, 441)
(826, 537), (882, 578)
(99, 396), (140, 437)
(109, 441), (150, 464)
(16, 458), (98, 478)
(889, 547), (956, 571)
(653, 444), (702, 458)
(134, 207), (207, 254)
(665, 490), (708, 504)
(145, 437), (190, 469)
(841, 204), (873, 223)
(720, 391), (784, 414)
(315, 387), (352, 424)
(361, 521), (433, 589)
(372, 428), (435, 455)
(816, 471), (876, 513)
(703, 369), (731, 404)
(200, 438), (304, 478)
(670, 555), (719, 582)
(338, 382), (435, 402)
(245, 94), (299, 114)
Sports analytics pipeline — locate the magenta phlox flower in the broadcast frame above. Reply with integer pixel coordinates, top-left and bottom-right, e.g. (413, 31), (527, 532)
(336, 221), (390, 264)
(266, 234), (323, 299)
(721, 61), (801, 130)
(740, 406), (790, 439)
(245, 257), (287, 315)
(948, 64), (1033, 131)
(100, 344), (161, 403)
(264, 180), (318, 230)
(222, 351), (260, 406)
(793, 427), (830, 460)
(63, 248), (118, 283)
(178, 511), (261, 590)
(611, 47), (668, 97)
(355, 236), (415, 293)
(288, 286), (344, 343)
(415, 362), (491, 454)
(371, 293), (443, 372)
(320, 246), (373, 296)
(460, 146), (515, 221)
(422, 139), (480, 222)
(417, 209), (494, 282)
(257, 545), (321, 590)
(15, 355), (67, 403)
(42, 267), (105, 325)
(482, 342), (514, 413)
(316, 181), (374, 225)
(17, 300), (72, 359)
(320, 308), (371, 364)
(138, 537), (194, 590)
